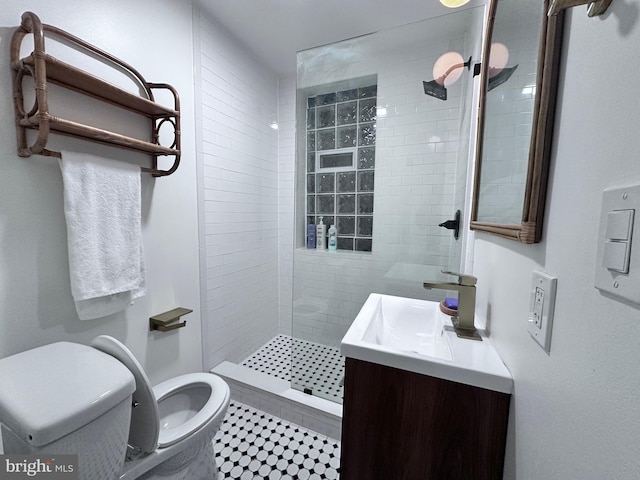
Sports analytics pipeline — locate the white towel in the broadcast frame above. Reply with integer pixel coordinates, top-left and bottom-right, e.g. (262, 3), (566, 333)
(60, 151), (146, 320)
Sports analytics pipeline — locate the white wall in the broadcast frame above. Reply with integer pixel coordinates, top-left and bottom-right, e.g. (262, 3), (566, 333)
(474, 6), (640, 479)
(194, 7), (280, 368)
(0, 0), (201, 386)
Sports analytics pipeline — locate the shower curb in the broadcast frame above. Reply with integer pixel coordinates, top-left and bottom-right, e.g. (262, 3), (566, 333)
(211, 361), (342, 441)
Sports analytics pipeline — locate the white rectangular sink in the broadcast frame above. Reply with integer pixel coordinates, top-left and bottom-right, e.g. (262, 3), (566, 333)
(361, 294), (452, 361)
(341, 293), (513, 393)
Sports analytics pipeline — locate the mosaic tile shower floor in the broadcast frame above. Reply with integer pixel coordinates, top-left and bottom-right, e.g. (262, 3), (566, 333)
(240, 335), (345, 403)
(213, 401), (341, 479)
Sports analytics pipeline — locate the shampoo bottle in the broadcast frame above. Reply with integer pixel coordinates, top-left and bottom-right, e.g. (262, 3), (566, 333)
(306, 224), (316, 249)
(328, 224), (337, 251)
(316, 217), (326, 250)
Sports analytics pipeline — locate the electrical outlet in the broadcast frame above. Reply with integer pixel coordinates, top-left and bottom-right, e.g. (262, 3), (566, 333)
(528, 271), (557, 352)
(532, 287), (544, 327)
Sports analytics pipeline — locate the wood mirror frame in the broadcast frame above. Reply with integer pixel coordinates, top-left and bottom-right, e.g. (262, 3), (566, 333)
(470, 0), (564, 244)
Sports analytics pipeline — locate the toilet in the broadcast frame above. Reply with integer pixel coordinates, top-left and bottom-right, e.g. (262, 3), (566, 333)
(0, 336), (230, 480)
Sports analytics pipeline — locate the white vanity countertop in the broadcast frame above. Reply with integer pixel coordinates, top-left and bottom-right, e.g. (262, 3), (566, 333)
(341, 293), (513, 394)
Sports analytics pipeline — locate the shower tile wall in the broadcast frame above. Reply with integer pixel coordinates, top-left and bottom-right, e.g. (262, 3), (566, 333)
(278, 77), (296, 336)
(288, 32), (470, 346)
(196, 9), (280, 367)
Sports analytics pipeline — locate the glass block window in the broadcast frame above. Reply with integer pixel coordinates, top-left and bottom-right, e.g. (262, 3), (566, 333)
(306, 84), (376, 252)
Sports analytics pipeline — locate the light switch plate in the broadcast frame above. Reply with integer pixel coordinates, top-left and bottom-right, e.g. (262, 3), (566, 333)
(595, 182), (640, 303)
(528, 271), (557, 352)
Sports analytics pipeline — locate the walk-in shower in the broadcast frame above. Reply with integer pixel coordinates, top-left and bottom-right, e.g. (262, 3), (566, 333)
(290, 7), (485, 403)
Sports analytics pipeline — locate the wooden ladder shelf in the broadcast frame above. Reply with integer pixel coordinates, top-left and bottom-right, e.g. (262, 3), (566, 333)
(10, 11), (181, 177)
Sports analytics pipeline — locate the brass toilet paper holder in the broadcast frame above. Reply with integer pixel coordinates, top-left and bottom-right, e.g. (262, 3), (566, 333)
(149, 307), (193, 332)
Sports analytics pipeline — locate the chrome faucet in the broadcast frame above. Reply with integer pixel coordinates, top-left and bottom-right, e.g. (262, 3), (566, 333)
(424, 270), (482, 341)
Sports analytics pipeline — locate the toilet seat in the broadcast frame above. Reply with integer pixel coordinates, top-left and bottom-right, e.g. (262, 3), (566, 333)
(153, 373), (229, 448)
(90, 336), (229, 456)
(91, 336), (160, 453)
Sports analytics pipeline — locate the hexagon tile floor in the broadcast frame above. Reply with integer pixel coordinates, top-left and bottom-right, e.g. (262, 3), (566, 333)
(213, 400), (341, 479)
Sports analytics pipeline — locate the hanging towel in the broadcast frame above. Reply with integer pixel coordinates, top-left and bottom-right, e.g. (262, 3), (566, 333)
(60, 151), (146, 320)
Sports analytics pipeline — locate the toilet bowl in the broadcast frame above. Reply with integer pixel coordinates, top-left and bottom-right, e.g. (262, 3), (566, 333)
(90, 335), (230, 480)
(0, 336), (230, 480)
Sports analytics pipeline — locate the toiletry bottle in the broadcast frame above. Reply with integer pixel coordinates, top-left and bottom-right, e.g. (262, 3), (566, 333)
(307, 223), (316, 249)
(316, 217), (326, 250)
(328, 224), (337, 251)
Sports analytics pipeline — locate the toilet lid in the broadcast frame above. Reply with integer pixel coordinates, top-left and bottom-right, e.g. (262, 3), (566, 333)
(90, 336), (159, 453)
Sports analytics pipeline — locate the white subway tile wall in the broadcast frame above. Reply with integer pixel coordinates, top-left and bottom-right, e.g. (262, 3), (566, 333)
(278, 78), (296, 337)
(196, 10), (280, 367)
(194, 10), (481, 363)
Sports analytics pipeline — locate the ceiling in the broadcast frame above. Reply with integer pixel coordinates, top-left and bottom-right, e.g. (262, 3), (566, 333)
(197, 0), (485, 76)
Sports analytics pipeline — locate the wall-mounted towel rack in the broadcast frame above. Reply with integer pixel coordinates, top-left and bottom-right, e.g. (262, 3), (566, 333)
(10, 11), (181, 177)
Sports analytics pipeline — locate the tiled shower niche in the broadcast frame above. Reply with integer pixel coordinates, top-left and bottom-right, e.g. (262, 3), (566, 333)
(306, 85), (376, 252)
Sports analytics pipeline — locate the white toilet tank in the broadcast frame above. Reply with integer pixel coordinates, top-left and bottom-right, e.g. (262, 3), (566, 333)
(0, 342), (136, 480)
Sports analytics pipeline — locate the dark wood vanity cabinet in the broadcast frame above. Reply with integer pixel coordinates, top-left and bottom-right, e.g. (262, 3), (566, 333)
(339, 358), (511, 480)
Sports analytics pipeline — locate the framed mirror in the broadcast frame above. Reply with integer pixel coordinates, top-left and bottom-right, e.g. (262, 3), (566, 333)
(470, 0), (564, 243)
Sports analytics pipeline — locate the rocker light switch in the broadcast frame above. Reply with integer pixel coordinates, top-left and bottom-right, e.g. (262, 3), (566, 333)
(605, 210), (633, 241)
(602, 240), (630, 273)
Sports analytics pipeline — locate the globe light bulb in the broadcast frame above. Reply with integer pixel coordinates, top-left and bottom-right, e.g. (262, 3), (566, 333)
(440, 0), (471, 8)
(433, 51), (464, 87)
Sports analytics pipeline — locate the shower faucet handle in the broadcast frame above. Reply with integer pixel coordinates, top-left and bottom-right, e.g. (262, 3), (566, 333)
(441, 270), (477, 286)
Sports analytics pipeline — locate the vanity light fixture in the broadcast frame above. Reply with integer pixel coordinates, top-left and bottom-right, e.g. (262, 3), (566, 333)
(440, 0), (471, 8)
(488, 42), (509, 72)
(423, 52), (471, 101)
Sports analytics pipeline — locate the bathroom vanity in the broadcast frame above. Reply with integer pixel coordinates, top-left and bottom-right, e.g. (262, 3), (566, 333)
(340, 293), (513, 479)
(340, 358), (510, 479)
